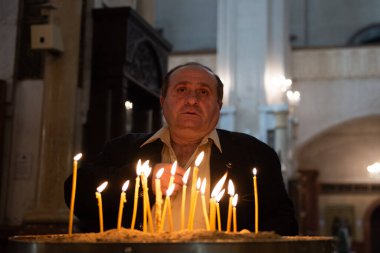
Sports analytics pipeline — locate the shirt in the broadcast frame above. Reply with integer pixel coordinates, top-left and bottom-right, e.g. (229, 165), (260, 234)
(141, 126), (222, 230)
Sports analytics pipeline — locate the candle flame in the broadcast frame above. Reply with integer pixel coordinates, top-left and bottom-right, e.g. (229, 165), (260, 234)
(74, 153), (82, 161)
(215, 189), (225, 202)
(136, 160), (143, 176)
(228, 179), (235, 196)
(182, 167), (191, 184)
(253, 167), (257, 176)
(171, 161), (177, 176)
(232, 194), (238, 207)
(195, 151), (205, 166)
(156, 168), (164, 179)
(211, 172), (227, 198)
(144, 166), (152, 178)
(166, 183), (175, 196)
(200, 178), (207, 195)
(196, 177), (201, 190)
(122, 180), (130, 192)
(97, 181), (108, 193)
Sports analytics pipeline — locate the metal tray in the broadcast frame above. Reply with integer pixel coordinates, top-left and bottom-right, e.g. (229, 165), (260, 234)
(8, 235), (335, 253)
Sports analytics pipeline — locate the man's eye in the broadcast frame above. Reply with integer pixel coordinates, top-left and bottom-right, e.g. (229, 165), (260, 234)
(176, 87), (186, 93)
(199, 89), (209, 96)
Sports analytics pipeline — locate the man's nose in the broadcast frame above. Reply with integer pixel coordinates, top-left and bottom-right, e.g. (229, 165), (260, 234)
(185, 91), (199, 104)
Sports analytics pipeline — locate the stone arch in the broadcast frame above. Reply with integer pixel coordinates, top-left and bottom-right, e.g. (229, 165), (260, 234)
(363, 198), (380, 253)
(295, 115), (380, 183)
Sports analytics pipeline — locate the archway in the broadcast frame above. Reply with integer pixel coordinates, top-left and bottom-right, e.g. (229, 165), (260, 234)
(364, 199), (380, 253)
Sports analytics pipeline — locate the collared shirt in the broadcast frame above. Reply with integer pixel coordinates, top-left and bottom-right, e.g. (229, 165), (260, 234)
(141, 126), (222, 230)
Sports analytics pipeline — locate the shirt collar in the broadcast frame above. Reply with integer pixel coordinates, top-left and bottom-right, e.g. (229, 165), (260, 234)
(141, 126), (222, 153)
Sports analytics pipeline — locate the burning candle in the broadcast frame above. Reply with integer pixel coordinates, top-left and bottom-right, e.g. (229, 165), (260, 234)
(188, 152), (204, 229)
(117, 180), (130, 230)
(131, 160), (143, 230)
(188, 177), (201, 230)
(160, 183), (175, 232)
(155, 168), (164, 231)
(68, 153), (82, 235)
(168, 161), (177, 189)
(210, 173), (227, 231)
(95, 181), (108, 233)
(226, 179), (235, 232)
(200, 178), (210, 230)
(181, 167), (191, 230)
(141, 162), (154, 232)
(232, 194), (238, 233)
(215, 189), (225, 232)
(253, 168), (259, 234)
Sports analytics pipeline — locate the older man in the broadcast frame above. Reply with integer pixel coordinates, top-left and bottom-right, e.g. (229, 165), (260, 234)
(64, 62), (298, 235)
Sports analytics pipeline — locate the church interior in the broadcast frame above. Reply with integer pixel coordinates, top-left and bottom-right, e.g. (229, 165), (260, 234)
(1, 0), (380, 252)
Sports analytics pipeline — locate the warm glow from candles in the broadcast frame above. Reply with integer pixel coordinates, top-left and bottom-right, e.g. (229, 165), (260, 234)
(68, 153), (82, 235)
(171, 161), (177, 175)
(97, 181), (108, 193)
(122, 180), (130, 192)
(188, 153), (203, 229)
(226, 179), (235, 232)
(155, 168), (164, 232)
(74, 153), (82, 161)
(96, 181), (108, 233)
(253, 167), (258, 234)
(228, 180), (235, 196)
(141, 161), (153, 232)
(232, 194), (238, 233)
(188, 178), (201, 230)
(131, 160), (142, 230)
(181, 167), (191, 230)
(183, 167), (191, 184)
(211, 173), (227, 198)
(117, 180), (130, 230)
(160, 183), (175, 232)
(215, 189), (225, 232)
(232, 193), (238, 207)
(200, 178), (210, 230)
(156, 168), (164, 179)
(210, 173), (227, 231)
(195, 151), (205, 166)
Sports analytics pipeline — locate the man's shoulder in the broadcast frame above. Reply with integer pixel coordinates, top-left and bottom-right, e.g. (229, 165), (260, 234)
(216, 129), (274, 153)
(104, 133), (154, 149)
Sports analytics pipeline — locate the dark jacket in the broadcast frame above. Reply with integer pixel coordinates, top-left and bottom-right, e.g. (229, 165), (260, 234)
(64, 129), (298, 235)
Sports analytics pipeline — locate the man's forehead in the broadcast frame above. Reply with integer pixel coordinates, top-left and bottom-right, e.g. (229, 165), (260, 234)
(169, 65), (217, 85)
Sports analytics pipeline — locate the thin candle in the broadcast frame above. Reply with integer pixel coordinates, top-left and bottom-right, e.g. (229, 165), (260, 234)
(155, 168), (164, 231)
(131, 160), (143, 229)
(117, 180), (130, 230)
(160, 183), (175, 232)
(232, 194), (238, 233)
(210, 173), (227, 231)
(141, 163), (154, 232)
(188, 152), (204, 229)
(95, 181), (108, 233)
(168, 161), (177, 189)
(226, 179), (235, 232)
(253, 168), (259, 234)
(181, 167), (191, 230)
(68, 153), (82, 235)
(200, 178), (210, 230)
(188, 177), (201, 230)
(215, 189), (225, 232)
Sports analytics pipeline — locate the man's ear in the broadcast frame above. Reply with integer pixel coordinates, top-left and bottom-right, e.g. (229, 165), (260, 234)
(218, 101), (223, 110)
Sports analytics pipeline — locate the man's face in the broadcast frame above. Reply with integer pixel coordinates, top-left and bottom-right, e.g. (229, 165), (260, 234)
(160, 65), (222, 142)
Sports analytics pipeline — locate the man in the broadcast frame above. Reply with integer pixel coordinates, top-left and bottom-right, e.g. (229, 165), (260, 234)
(64, 62), (298, 235)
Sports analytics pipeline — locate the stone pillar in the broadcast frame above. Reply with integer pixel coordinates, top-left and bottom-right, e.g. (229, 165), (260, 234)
(217, 0), (291, 136)
(24, 0), (83, 228)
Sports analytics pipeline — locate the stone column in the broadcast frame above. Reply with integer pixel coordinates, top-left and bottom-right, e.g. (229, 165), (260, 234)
(24, 0), (83, 227)
(217, 0), (291, 136)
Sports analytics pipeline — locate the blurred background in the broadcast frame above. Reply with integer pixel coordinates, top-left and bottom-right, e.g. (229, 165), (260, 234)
(1, 0), (380, 252)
